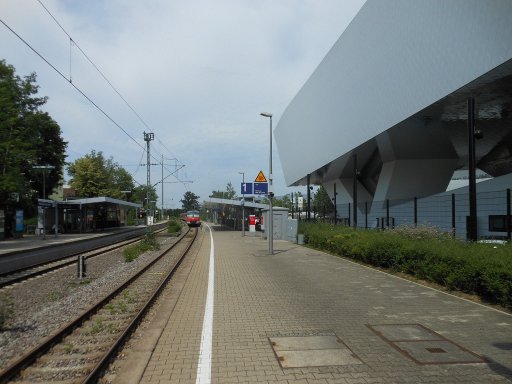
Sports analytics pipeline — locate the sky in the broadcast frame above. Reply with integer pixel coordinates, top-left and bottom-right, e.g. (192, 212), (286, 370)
(0, 0), (366, 209)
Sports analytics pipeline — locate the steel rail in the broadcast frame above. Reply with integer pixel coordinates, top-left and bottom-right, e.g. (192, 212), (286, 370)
(84, 226), (199, 383)
(0, 226), (195, 383)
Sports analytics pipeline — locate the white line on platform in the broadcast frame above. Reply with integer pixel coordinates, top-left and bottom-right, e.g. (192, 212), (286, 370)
(196, 224), (215, 384)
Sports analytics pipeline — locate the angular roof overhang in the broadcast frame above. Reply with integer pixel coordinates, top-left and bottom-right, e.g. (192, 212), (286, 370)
(275, 0), (512, 202)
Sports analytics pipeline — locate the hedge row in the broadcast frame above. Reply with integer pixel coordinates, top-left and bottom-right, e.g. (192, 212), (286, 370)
(299, 222), (512, 309)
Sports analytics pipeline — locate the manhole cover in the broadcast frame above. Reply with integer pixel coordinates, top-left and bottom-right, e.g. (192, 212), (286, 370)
(370, 324), (442, 341)
(269, 335), (363, 368)
(367, 324), (484, 365)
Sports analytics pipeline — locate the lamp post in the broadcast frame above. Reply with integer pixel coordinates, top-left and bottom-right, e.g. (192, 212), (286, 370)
(239, 171), (245, 237)
(260, 112), (273, 255)
(33, 165), (55, 239)
(121, 190), (131, 226)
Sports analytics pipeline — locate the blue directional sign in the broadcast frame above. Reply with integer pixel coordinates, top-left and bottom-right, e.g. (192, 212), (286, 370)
(241, 182), (253, 195)
(254, 182), (268, 195)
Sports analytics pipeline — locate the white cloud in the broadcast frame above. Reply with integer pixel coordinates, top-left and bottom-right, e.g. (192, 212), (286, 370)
(0, 0), (365, 207)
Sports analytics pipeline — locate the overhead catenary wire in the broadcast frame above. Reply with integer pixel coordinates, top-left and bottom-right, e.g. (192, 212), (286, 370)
(2, 5), (190, 197)
(1, 16), (184, 189)
(0, 17), (144, 153)
(36, 0), (155, 136)
(35, 0), (186, 177)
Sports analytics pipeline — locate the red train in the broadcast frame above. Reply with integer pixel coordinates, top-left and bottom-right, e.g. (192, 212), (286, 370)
(181, 210), (201, 227)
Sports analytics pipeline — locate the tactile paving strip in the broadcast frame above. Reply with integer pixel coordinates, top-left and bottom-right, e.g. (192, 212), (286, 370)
(367, 323), (485, 365)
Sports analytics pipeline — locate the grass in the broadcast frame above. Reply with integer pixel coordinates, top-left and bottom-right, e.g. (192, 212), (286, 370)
(63, 342), (74, 354)
(299, 222), (512, 309)
(123, 232), (160, 262)
(0, 293), (14, 330)
(106, 300), (128, 315)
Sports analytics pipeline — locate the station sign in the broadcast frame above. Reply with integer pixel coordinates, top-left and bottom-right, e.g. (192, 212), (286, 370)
(59, 202), (79, 210)
(37, 199), (55, 208)
(241, 182), (253, 195)
(254, 182), (269, 195)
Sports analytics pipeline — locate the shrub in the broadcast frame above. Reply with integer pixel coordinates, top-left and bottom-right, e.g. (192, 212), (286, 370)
(123, 232), (160, 262)
(167, 219), (182, 234)
(299, 222), (512, 309)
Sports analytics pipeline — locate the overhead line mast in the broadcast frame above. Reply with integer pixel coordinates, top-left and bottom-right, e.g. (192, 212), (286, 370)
(144, 132), (154, 229)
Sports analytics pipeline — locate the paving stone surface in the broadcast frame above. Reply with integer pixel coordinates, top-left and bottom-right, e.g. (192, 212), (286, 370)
(141, 225), (512, 383)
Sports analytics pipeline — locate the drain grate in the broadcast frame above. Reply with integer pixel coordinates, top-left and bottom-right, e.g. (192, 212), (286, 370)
(269, 335), (363, 368)
(367, 324), (485, 365)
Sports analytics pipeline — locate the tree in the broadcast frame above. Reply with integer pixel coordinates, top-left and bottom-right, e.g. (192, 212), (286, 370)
(226, 182), (237, 199)
(181, 191), (200, 211)
(313, 185), (333, 218)
(273, 194), (291, 209)
(0, 60), (67, 216)
(210, 182), (237, 199)
(132, 184), (158, 207)
(67, 150), (135, 198)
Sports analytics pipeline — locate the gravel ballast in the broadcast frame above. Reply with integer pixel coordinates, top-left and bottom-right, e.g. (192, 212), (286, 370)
(0, 232), (181, 371)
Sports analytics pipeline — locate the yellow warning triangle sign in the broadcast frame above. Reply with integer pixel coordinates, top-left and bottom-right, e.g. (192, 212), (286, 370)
(254, 170), (267, 182)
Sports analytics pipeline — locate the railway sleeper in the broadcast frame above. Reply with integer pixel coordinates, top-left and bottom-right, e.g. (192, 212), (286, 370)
(18, 362), (97, 379)
(35, 352), (105, 365)
(96, 309), (135, 320)
(15, 380), (78, 384)
(52, 340), (114, 354)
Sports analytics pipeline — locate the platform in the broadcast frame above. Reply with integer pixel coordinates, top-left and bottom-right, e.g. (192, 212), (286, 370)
(0, 226), (145, 256)
(112, 223), (512, 384)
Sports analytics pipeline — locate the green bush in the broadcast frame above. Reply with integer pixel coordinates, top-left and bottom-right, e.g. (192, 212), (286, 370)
(167, 219), (182, 234)
(123, 233), (160, 262)
(299, 222), (512, 309)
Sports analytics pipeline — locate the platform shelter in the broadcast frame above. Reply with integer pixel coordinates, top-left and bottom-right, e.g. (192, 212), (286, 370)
(37, 197), (142, 235)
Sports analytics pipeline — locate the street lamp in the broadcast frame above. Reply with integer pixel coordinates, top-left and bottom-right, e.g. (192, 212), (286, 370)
(260, 112), (273, 255)
(239, 171), (245, 237)
(33, 165), (55, 239)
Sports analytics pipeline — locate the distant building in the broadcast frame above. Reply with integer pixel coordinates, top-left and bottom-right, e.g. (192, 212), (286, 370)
(61, 185), (75, 199)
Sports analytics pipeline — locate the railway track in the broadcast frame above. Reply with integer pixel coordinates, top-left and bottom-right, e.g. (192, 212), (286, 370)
(0, 224), (167, 289)
(0, 226), (198, 384)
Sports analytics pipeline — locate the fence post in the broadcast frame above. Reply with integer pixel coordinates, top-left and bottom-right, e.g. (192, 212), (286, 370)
(291, 193), (294, 219)
(467, 97), (478, 241)
(507, 188), (511, 242)
(353, 153), (358, 228)
(451, 193), (456, 238)
(386, 199), (390, 228)
(365, 201), (368, 229)
(333, 183), (337, 225)
(307, 174), (311, 220)
(348, 202), (351, 227)
(414, 197), (417, 227)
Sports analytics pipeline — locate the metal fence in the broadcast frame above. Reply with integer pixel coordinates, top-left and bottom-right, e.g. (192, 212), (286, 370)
(332, 188), (511, 241)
